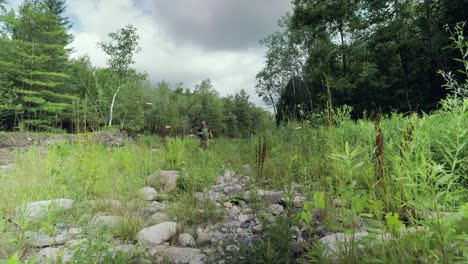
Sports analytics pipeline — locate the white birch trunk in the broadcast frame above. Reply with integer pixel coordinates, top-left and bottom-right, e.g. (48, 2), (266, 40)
(108, 86), (121, 127)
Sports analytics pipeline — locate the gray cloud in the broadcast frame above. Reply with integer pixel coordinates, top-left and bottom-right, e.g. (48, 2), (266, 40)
(141, 0), (292, 50)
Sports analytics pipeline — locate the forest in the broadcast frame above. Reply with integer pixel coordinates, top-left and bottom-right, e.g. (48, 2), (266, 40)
(0, 0), (467, 264)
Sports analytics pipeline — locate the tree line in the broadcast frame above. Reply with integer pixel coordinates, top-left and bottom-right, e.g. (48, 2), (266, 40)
(256, 0), (468, 122)
(0, 0), (272, 137)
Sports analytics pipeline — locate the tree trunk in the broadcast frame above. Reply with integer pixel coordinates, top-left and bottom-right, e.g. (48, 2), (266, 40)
(108, 85), (121, 127)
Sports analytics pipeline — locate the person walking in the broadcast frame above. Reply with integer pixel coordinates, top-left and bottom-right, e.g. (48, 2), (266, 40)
(196, 120), (212, 148)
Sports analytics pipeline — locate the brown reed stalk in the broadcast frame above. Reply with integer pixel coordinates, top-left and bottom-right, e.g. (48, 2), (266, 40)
(375, 114), (384, 185)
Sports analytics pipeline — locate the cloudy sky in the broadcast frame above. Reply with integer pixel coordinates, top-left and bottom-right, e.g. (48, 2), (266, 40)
(10, 0), (292, 109)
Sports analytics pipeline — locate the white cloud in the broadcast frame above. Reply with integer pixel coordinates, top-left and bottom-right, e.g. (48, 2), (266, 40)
(10, 0), (290, 109)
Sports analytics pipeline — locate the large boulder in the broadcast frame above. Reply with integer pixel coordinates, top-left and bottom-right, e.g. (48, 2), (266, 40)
(150, 246), (206, 264)
(15, 199), (74, 221)
(137, 222), (177, 247)
(147, 170), (180, 192)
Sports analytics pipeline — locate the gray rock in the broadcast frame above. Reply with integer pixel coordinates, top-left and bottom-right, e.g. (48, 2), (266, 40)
(211, 184), (225, 192)
(152, 201), (168, 211)
(224, 169), (235, 179)
(196, 232), (212, 247)
(269, 204), (284, 216)
(228, 206), (241, 220)
(15, 199), (74, 221)
(223, 184), (244, 196)
(241, 164), (252, 176)
(26, 232), (53, 248)
(147, 170), (180, 192)
(140, 187), (158, 201)
(92, 215), (121, 228)
(151, 246), (206, 264)
(258, 190), (283, 204)
(36, 247), (74, 264)
(252, 224), (263, 234)
(178, 233), (196, 247)
(137, 222), (177, 247)
(238, 214), (253, 223)
(320, 231), (370, 255)
(294, 196), (306, 208)
(209, 192), (225, 202)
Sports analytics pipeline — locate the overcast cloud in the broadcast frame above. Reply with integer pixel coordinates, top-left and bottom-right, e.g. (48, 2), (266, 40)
(9, 0), (292, 108)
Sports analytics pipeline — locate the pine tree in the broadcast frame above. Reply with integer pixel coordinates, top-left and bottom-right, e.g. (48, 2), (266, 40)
(2, 0), (76, 131)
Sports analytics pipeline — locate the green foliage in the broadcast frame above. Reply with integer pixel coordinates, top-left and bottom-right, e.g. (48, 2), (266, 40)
(165, 137), (185, 169)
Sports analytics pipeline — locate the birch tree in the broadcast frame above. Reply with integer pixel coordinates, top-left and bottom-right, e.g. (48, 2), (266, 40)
(99, 24), (140, 127)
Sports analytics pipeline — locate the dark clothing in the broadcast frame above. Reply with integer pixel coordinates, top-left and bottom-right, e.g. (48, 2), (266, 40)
(198, 126), (210, 141)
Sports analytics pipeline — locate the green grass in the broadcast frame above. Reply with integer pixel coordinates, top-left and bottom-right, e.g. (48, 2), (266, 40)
(0, 96), (466, 263)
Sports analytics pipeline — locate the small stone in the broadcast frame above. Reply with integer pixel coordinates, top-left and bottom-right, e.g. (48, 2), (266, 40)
(252, 224), (263, 234)
(269, 204), (284, 216)
(152, 201), (167, 211)
(196, 232), (212, 247)
(137, 222), (178, 247)
(259, 190), (283, 204)
(140, 187), (158, 201)
(150, 246), (206, 264)
(212, 184), (225, 192)
(294, 196), (306, 207)
(238, 214), (253, 223)
(36, 247), (74, 263)
(92, 215), (121, 228)
(223, 202), (233, 209)
(229, 206), (241, 220)
(178, 233), (196, 247)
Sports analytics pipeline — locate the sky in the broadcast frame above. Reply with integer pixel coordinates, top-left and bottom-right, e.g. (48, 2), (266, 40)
(9, 0), (292, 109)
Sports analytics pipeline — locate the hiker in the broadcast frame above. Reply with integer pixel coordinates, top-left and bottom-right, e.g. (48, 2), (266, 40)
(196, 120), (212, 148)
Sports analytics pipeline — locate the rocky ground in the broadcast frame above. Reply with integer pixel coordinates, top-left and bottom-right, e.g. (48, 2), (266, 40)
(8, 167), (324, 264)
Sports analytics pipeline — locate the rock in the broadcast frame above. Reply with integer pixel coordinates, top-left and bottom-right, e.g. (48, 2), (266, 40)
(209, 192), (225, 202)
(150, 246), (206, 264)
(224, 169), (235, 179)
(26, 232), (53, 248)
(147, 170), (180, 192)
(92, 215), (121, 228)
(152, 201), (168, 211)
(223, 184), (244, 196)
(196, 232), (212, 247)
(228, 206), (241, 220)
(178, 233), (195, 247)
(220, 221), (241, 233)
(152, 212), (170, 223)
(137, 222), (177, 247)
(269, 204), (284, 216)
(238, 214), (253, 223)
(212, 184), (225, 192)
(293, 196), (306, 208)
(290, 226), (302, 238)
(15, 199), (74, 221)
(140, 187), (158, 201)
(223, 202), (233, 209)
(241, 164), (251, 176)
(36, 247), (74, 264)
(66, 239), (88, 248)
(252, 224), (263, 234)
(320, 231), (370, 255)
(258, 190), (283, 204)
(290, 181), (302, 193)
